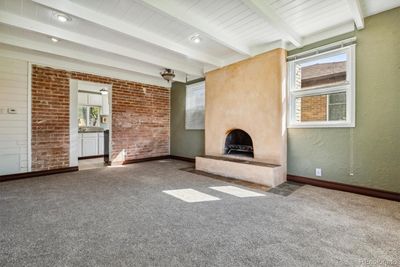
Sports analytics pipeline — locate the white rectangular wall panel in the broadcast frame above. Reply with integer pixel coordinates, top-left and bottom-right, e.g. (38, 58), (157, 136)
(0, 57), (29, 175)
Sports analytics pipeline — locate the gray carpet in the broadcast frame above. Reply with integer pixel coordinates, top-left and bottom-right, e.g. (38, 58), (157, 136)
(1, 160), (399, 266)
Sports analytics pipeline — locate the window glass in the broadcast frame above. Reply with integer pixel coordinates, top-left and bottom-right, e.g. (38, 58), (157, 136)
(296, 52), (347, 90)
(78, 106), (101, 127)
(88, 106), (101, 127)
(185, 81), (205, 130)
(328, 92), (347, 121)
(295, 92), (346, 122)
(78, 106), (88, 127)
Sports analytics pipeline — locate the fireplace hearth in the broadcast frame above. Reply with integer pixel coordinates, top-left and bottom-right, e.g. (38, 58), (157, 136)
(224, 129), (254, 158)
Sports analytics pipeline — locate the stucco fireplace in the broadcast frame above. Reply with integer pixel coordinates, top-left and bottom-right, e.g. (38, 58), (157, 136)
(195, 48), (287, 187)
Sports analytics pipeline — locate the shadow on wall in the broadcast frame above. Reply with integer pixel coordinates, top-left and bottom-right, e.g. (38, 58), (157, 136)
(170, 81), (205, 159)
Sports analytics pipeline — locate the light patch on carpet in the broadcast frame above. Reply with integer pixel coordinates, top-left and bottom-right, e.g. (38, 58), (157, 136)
(163, 189), (220, 203)
(210, 186), (265, 198)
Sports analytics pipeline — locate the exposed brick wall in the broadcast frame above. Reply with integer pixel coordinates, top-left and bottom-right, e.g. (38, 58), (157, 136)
(31, 67), (70, 171)
(110, 79), (170, 163)
(31, 65), (170, 171)
(300, 95), (327, 122)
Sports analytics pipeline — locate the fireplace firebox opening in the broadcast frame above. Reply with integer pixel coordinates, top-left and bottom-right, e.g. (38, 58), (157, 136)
(224, 129), (254, 158)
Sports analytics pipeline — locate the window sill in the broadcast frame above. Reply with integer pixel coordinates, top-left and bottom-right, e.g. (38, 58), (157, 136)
(288, 122), (355, 128)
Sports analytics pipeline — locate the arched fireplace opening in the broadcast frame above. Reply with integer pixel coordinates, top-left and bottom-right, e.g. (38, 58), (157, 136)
(224, 129), (254, 158)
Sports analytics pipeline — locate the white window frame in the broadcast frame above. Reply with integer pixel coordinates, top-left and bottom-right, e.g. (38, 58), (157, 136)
(287, 46), (356, 128)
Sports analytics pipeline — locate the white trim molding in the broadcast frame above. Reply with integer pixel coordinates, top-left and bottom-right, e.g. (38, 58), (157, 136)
(27, 63), (32, 172)
(69, 79), (79, 167)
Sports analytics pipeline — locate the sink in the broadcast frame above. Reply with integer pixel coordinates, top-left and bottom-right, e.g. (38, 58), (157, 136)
(79, 127), (104, 133)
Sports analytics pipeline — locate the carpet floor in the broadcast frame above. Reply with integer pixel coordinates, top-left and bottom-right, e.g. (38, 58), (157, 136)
(1, 159), (399, 266)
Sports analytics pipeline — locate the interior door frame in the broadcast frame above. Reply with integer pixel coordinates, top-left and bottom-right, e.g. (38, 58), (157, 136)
(69, 79), (112, 167)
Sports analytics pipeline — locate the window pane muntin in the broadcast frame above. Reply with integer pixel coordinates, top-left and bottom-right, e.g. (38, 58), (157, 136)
(291, 84), (349, 98)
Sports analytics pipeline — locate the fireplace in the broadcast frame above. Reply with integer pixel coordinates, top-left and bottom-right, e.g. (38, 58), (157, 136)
(196, 49), (287, 187)
(224, 129), (254, 158)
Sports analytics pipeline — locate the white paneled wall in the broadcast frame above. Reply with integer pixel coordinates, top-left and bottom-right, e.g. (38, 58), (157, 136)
(0, 57), (29, 175)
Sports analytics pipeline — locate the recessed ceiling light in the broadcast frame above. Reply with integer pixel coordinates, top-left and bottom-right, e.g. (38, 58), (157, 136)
(54, 13), (71, 23)
(50, 37), (59, 43)
(189, 33), (201, 44)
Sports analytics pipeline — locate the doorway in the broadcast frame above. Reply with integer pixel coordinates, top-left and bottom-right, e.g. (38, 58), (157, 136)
(69, 80), (112, 170)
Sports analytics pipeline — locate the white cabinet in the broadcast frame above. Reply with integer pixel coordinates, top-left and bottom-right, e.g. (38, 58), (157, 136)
(79, 132), (105, 157)
(98, 133), (104, 155)
(81, 133), (99, 157)
(78, 92), (102, 106)
(101, 94), (109, 115)
(88, 94), (102, 106)
(78, 93), (88, 105)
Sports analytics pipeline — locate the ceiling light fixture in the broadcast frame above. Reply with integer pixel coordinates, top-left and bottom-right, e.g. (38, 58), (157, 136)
(160, 69), (175, 83)
(189, 33), (201, 44)
(54, 13), (71, 23)
(100, 88), (108, 95)
(50, 37), (59, 43)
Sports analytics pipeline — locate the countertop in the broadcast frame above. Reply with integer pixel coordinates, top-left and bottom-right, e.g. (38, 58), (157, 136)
(79, 127), (105, 133)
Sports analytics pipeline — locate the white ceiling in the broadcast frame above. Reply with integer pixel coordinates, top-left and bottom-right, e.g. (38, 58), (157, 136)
(0, 0), (398, 85)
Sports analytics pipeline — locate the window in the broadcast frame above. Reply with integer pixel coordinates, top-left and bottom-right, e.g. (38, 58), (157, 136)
(185, 81), (205, 130)
(288, 46), (355, 128)
(78, 106), (101, 127)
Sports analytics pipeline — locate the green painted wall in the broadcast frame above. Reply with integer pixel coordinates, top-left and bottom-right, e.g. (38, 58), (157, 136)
(170, 81), (205, 158)
(288, 8), (400, 192)
(170, 8), (400, 192)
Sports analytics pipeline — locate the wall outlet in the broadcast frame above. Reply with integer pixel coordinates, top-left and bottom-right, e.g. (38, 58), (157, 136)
(315, 168), (322, 177)
(7, 108), (17, 114)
